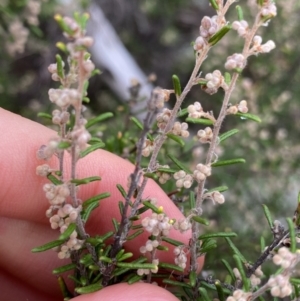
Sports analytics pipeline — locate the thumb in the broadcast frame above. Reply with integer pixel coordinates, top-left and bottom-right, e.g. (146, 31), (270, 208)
(73, 282), (179, 301)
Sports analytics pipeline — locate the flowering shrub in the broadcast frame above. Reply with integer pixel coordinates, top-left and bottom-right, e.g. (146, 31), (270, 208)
(29, 0), (300, 300)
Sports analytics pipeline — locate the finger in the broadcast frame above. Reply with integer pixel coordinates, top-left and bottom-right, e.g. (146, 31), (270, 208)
(0, 270), (55, 301)
(0, 109), (204, 296)
(73, 283), (179, 301)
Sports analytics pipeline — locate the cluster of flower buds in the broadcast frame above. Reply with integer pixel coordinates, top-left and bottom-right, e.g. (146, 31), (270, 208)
(171, 122), (189, 138)
(194, 15), (221, 51)
(52, 109), (70, 125)
(203, 191), (225, 205)
(225, 53), (245, 71)
(251, 36), (276, 54)
(197, 127), (213, 144)
(193, 164), (211, 183)
(57, 230), (84, 259)
(36, 138), (60, 160)
(272, 247), (297, 269)
(156, 165), (172, 184)
(187, 102), (204, 118)
(139, 239), (160, 254)
(173, 246), (188, 269)
(48, 88), (81, 108)
(227, 100), (249, 115)
(151, 87), (171, 109)
(173, 218), (192, 233)
(156, 108), (172, 130)
(43, 183), (70, 206)
(141, 212), (173, 237)
(137, 259), (159, 276)
(48, 61), (65, 82)
(174, 170), (193, 189)
(232, 20), (249, 38)
(202, 70), (224, 95)
(70, 123), (91, 150)
(261, 1), (277, 18)
(142, 139), (155, 157)
(268, 274), (293, 298)
(249, 266), (264, 287)
(226, 289), (252, 301)
(42, 183), (84, 258)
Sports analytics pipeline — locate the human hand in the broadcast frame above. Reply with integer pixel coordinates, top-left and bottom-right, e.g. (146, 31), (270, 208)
(0, 108), (203, 300)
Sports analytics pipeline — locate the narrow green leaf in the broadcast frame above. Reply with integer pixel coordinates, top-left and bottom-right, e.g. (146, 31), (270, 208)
(177, 108), (188, 118)
(215, 280), (225, 301)
(219, 129), (239, 143)
(127, 274), (143, 284)
(233, 254), (250, 291)
(192, 216), (210, 226)
(209, 0), (219, 10)
(287, 217), (296, 253)
(235, 112), (261, 123)
(130, 116), (144, 130)
(32, 239), (65, 253)
(221, 259), (236, 283)
(172, 74), (182, 96)
(80, 143), (105, 158)
(112, 218), (119, 231)
(225, 237), (247, 264)
(79, 254), (93, 265)
(236, 5), (244, 21)
(224, 72), (231, 85)
(211, 158), (246, 167)
(157, 167), (178, 173)
(262, 204), (273, 229)
(189, 271), (197, 287)
(290, 278), (300, 285)
(59, 223), (76, 240)
(200, 243), (217, 254)
(159, 262), (184, 273)
(143, 172), (159, 180)
(167, 153), (192, 174)
(57, 141), (71, 149)
(116, 184), (127, 198)
(127, 229), (144, 240)
(199, 232), (237, 239)
(55, 54), (64, 78)
(186, 117), (214, 125)
(157, 245), (169, 251)
(98, 231), (114, 242)
(118, 201), (124, 215)
(198, 287), (210, 301)
(260, 236), (265, 253)
(208, 24), (231, 46)
(71, 176), (101, 185)
(53, 263), (76, 274)
(47, 174), (63, 185)
(189, 191), (195, 209)
(99, 256), (112, 263)
(161, 236), (184, 247)
(81, 201), (99, 223)
(116, 262), (156, 269)
(118, 252), (134, 262)
(85, 113), (113, 128)
(89, 137), (103, 145)
(166, 133), (185, 146)
(58, 276), (73, 299)
(163, 279), (191, 288)
(206, 186), (229, 193)
(75, 282), (103, 294)
(142, 201), (163, 214)
(83, 192), (110, 209)
(37, 112), (52, 120)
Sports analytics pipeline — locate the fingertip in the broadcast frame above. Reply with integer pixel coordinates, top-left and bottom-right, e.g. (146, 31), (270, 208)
(73, 283), (179, 301)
